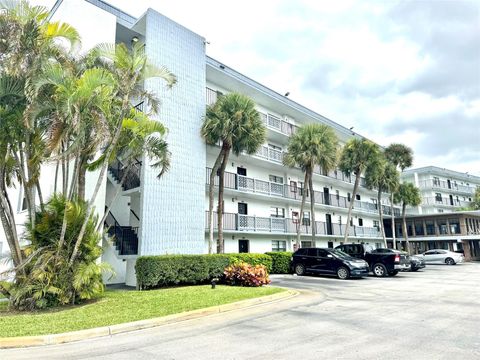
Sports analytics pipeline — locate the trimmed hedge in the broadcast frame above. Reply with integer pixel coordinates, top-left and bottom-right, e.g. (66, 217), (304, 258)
(136, 253), (273, 290)
(265, 252), (293, 274)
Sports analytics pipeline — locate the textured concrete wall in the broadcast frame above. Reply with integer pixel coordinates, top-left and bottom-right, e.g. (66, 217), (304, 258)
(139, 9), (206, 255)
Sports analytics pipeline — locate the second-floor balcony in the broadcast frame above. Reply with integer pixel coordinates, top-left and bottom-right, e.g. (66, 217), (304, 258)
(206, 211), (381, 238)
(206, 168), (400, 216)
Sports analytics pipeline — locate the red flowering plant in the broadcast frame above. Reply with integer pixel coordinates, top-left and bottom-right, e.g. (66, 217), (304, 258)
(224, 261), (271, 287)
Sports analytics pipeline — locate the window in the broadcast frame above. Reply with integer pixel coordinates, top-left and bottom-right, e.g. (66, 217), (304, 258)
(237, 167), (247, 176)
(295, 248), (308, 255)
(238, 203), (248, 215)
(347, 193), (351, 202)
(438, 219), (448, 234)
(350, 218), (353, 226)
(317, 249), (329, 257)
(301, 241), (312, 248)
(435, 193), (442, 202)
(356, 194), (361, 200)
(449, 219), (461, 234)
(302, 212), (311, 226)
(433, 177), (440, 186)
(270, 207), (285, 218)
(415, 221), (425, 236)
(373, 220), (379, 230)
(327, 241), (334, 248)
(269, 175), (283, 184)
(272, 240), (286, 252)
(358, 218), (363, 226)
(292, 211), (299, 224)
(336, 190), (340, 200)
(371, 198), (378, 209)
(425, 221), (435, 235)
(290, 181), (297, 193)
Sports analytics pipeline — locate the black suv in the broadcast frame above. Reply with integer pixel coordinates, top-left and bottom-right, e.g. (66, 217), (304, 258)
(291, 248), (369, 280)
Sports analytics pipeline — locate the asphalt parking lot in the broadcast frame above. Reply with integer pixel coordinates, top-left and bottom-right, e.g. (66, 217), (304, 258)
(2, 263), (479, 360)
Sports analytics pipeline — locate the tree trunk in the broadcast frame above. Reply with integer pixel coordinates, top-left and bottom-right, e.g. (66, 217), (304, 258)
(216, 144), (230, 254)
(207, 152), (224, 254)
(69, 96), (131, 266)
(77, 160), (87, 201)
(0, 168), (22, 267)
(377, 188), (387, 248)
(308, 168), (316, 247)
(36, 179), (44, 210)
(54, 160), (59, 194)
(391, 192), (396, 249)
(344, 172), (361, 242)
(296, 171), (309, 247)
(402, 202), (410, 254)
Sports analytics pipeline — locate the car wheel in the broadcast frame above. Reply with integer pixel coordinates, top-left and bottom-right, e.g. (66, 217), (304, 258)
(373, 263), (387, 277)
(337, 266), (350, 280)
(295, 263), (306, 276)
(389, 270), (399, 276)
(445, 257), (455, 265)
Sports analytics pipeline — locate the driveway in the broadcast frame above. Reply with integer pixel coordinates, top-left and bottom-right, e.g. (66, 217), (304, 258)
(2, 263), (480, 359)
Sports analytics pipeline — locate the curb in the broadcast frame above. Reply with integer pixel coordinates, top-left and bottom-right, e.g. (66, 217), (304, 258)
(0, 289), (298, 349)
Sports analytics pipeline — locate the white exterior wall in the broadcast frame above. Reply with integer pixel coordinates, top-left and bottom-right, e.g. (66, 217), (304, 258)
(138, 9), (206, 255)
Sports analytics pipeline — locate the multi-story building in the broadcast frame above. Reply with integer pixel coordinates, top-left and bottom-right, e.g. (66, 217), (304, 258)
(402, 166), (480, 214)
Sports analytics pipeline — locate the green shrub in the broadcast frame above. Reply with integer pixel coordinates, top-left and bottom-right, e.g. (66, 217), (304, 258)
(224, 262), (270, 287)
(136, 253), (273, 290)
(265, 252), (293, 274)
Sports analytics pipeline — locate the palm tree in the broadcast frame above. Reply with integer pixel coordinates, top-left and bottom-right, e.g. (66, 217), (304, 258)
(339, 138), (379, 242)
(0, 0), (79, 265)
(201, 92), (266, 253)
(283, 124), (339, 247)
(395, 183), (421, 254)
(69, 42), (176, 265)
(385, 143), (413, 249)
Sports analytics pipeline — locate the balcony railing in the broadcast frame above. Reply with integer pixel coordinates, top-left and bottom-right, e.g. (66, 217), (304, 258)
(205, 212), (381, 238)
(418, 179), (476, 194)
(259, 112), (298, 137)
(423, 197), (472, 207)
(206, 168), (401, 216)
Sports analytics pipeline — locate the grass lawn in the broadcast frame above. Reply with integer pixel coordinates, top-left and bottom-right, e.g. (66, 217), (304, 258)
(0, 285), (284, 337)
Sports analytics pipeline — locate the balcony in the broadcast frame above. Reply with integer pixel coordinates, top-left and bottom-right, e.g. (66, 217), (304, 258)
(206, 168), (401, 216)
(205, 212), (381, 238)
(423, 197), (472, 208)
(418, 179), (476, 195)
(259, 112), (298, 137)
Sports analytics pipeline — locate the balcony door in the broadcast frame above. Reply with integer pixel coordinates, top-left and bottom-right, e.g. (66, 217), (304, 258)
(323, 187), (330, 205)
(326, 214), (333, 235)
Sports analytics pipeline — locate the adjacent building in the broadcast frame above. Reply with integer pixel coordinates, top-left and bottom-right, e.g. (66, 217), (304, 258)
(402, 166), (479, 214)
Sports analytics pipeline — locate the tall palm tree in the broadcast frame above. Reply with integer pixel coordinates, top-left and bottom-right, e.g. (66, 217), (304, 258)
(385, 143), (413, 249)
(201, 92), (266, 253)
(69, 42), (176, 265)
(0, 0), (79, 265)
(339, 138), (379, 242)
(395, 183), (421, 254)
(283, 124), (339, 247)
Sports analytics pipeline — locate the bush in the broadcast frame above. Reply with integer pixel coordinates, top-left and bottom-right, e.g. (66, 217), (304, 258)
(224, 262), (270, 287)
(265, 252), (293, 274)
(0, 194), (112, 310)
(136, 253), (273, 290)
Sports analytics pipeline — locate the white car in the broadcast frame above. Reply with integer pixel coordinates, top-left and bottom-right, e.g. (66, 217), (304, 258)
(421, 249), (464, 265)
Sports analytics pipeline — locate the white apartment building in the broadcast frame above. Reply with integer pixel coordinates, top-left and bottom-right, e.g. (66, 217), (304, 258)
(0, 0), (400, 285)
(402, 166), (480, 215)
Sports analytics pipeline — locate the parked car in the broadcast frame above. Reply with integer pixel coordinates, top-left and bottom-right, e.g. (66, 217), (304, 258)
(420, 249), (465, 265)
(409, 255), (426, 271)
(335, 244), (410, 277)
(373, 248), (425, 272)
(291, 248), (369, 280)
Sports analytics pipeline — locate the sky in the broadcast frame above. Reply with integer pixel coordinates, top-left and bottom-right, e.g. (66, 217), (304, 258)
(35, 0), (480, 176)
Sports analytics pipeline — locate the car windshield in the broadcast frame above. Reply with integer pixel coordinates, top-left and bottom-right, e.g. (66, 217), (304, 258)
(331, 249), (354, 260)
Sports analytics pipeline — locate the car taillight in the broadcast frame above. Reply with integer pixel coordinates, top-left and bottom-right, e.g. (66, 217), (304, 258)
(394, 254), (400, 263)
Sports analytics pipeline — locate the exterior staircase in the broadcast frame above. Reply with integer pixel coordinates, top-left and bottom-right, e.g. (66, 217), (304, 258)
(108, 158), (142, 191)
(104, 211), (139, 255)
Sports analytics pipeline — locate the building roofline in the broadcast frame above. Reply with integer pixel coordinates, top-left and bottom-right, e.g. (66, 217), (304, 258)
(403, 166), (480, 181)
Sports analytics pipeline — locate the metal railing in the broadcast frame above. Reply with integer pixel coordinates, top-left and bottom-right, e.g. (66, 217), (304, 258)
(205, 211), (381, 238)
(206, 168), (401, 216)
(418, 179), (476, 194)
(109, 158), (142, 190)
(422, 197), (471, 207)
(104, 211), (138, 255)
